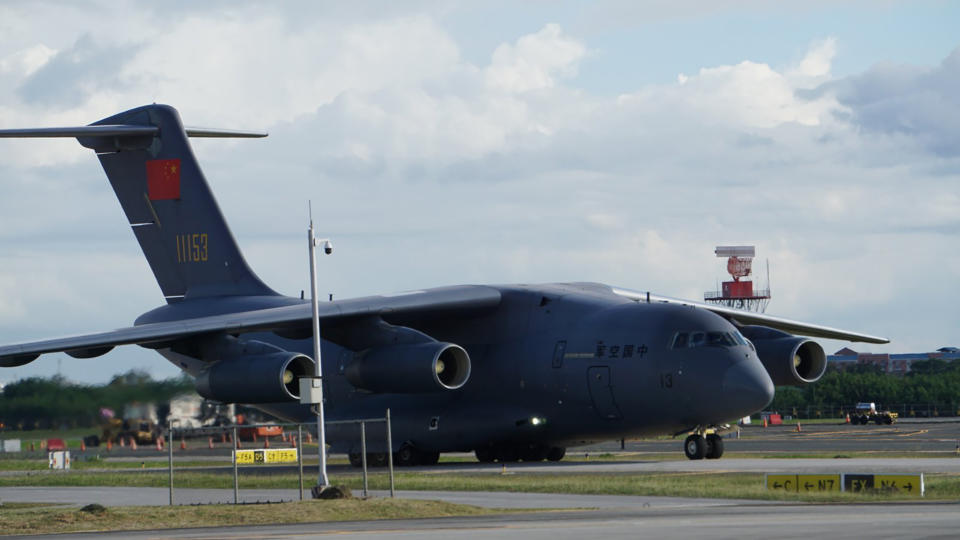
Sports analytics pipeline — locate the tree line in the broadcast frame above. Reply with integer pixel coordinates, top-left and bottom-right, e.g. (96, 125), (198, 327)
(0, 370), (194, 431)
(770, 359), (960, 416)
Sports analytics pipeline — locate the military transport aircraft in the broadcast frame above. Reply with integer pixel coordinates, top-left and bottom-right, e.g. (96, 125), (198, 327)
(0, 104), (887, 465)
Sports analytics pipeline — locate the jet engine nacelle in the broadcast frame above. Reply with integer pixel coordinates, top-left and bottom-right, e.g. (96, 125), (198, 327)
(740, 326), (826, 386)
(195, 352), (314, 403)
(345, 342), (471, 393)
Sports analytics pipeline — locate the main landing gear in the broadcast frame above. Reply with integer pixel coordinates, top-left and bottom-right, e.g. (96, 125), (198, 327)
(683, 431), (724, 460)
(348, 443), (441, 468)
(475, 444), (566, 463)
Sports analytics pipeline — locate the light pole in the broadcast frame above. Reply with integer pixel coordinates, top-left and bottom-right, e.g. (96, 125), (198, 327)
(305, 210), (333, 494)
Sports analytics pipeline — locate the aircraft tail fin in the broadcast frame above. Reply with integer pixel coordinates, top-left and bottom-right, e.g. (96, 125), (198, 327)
(0, 104), (277, 302)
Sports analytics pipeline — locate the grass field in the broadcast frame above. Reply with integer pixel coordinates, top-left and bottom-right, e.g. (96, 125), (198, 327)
(1, 467), (957, 502)
(0, 498), (500, 536)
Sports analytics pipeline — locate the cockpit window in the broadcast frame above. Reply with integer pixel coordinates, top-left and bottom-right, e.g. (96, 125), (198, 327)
(672, 330), (745, 349)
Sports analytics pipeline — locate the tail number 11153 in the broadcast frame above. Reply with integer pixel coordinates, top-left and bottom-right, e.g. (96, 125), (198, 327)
(176, 233), (208, 263)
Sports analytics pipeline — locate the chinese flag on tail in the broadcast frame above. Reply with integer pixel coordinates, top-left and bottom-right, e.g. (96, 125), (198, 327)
(146, 159), (181, 200)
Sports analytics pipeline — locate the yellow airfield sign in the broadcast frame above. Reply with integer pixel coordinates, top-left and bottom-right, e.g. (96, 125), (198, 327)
(874, 474), (924, 495)
(234, 448), (298, 465)
(765, 474), (840, 493)
(844, 473), (924, 496)
(767, 473), (923, 496)
(765, 474), (798, 492)
(797, 474), (841, 493)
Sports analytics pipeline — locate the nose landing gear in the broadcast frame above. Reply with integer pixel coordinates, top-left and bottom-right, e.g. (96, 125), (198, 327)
(683, 429), (725, 460)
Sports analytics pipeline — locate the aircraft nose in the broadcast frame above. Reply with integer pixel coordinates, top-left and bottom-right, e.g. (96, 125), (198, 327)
(721, 358), (775, 417)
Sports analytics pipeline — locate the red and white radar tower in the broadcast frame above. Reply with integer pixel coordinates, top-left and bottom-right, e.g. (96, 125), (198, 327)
(704, 245), (771, 312)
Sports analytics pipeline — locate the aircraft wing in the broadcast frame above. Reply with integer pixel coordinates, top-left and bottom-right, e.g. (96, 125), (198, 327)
(611, 287), (889, 344)
(0, 285), (501, 367)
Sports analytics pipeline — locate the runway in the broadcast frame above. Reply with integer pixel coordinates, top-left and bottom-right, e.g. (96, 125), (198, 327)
(3, 490), (958, 540)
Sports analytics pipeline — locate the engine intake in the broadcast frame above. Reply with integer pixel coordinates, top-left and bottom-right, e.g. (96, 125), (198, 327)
(196, 352), (314, 403)
(346, 342), (471, 393)
(740, 326), (826, 386)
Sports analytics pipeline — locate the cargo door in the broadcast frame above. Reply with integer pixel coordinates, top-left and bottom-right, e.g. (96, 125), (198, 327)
(587, 366), (622, 420)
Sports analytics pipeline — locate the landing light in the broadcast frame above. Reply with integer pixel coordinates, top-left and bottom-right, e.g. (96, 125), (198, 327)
(531, 416), (545, 426)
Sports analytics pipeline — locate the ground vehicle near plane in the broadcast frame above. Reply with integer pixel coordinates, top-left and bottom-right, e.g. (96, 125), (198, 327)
(84, 403), (161, 447)
(853, 402), (897, 425)
(0, 105), (888, 464)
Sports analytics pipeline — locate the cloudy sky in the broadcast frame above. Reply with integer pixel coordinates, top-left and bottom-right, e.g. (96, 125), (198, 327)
(0, 1), (957, 384)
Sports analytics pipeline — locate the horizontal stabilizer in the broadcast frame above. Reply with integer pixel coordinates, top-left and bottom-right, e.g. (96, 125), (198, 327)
(0, 125), (158, 138)
(0, 125), (266, 139)
(184, 127), (267, 138)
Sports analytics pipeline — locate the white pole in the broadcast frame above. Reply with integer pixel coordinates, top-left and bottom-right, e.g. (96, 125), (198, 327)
(308, 216), (330, 489)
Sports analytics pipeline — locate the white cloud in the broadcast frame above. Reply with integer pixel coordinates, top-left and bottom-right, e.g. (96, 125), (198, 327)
(790, 37), (837, 79)
(660, 45), (840, 128)
(0, 44), (57, 76)
(484, 23), (586, 93)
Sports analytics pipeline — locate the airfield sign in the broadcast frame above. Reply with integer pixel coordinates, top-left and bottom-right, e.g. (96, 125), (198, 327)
(767, 473), (923, 496)
(234, 448), (298, 465)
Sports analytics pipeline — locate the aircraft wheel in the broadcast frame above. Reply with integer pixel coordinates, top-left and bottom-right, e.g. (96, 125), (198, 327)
(368, 452), (388, 467)
(684, 434), (706, 460)
(419, 451), (440, 465)
(348, 453), (363, 467)
(395, 444), (420, 467)
(546, 446), (566, 462)
(475, 447), (495, 463)
(496, 445), (520, 463)
(520, 444), (548, 462)
(705, 434), (724, 459)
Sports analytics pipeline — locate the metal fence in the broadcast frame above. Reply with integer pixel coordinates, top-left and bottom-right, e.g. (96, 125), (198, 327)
(166, 412), (394, 506)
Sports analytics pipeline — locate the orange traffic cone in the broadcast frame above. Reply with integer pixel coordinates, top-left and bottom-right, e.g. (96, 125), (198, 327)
(80, 440), (86, 452)
(156, 438), (163, 451)
(845, 413), (851, 424)
(265, 437), (271, 448)
(131, 438), (138, 451)
(180, 438), (186, 450)
(120, 437), (126, 447)
(292, 437), (297, 448)
(208, 437), (214, 450)
(796, 423), (802, 433)
(106, 440), (112, 451)
(762, 418), (768, 428)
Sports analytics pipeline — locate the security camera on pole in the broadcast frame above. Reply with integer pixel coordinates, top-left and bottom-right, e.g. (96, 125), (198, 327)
(300, 204), (332, 496)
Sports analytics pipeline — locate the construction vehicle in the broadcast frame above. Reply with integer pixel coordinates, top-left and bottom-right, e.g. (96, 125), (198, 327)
(83, 403), (162, 447)
(852, 402), (897, 425)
